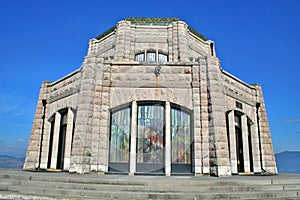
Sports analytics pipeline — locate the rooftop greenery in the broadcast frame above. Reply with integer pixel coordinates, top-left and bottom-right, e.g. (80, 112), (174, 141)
(188, 26), (208, 41)
(95, 18), (208, 41)
(126, 17), (180, 26)
(96, 25), (116, 40)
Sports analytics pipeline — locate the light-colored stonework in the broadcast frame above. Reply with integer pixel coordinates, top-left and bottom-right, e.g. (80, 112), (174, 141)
(24, 18), (277, 176)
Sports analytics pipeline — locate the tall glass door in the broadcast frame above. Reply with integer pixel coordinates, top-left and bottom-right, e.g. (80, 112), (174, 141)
(137, 104), (164, 173)
(171, 107), (191, 173)
(109, 107), (131, 172)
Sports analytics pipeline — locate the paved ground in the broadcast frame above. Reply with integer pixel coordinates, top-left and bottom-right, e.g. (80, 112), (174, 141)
(1, 168), (298, 180)
(1, 169), (300, 199)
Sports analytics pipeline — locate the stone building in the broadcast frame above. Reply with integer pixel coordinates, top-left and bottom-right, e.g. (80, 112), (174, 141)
(24, 18), (277, 176)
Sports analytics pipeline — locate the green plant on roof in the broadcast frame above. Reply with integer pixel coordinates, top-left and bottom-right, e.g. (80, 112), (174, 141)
(126, 17), (180, 26)
(96, 25), (116, 40)
(95, 18), (208, 41)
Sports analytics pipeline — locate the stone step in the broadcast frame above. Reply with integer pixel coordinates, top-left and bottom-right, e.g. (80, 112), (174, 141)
(1, 169), (300, 199)
(3, 184), (300, 200)
(0, 172), (277, 187)
(4, 179), (293, 194)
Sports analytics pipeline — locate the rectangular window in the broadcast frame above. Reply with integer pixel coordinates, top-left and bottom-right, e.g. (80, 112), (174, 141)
(236, 101), (243, 110)
(135, 53), (144, 62)
(158, 54), (168, 62)
(147, 52), (156, 62)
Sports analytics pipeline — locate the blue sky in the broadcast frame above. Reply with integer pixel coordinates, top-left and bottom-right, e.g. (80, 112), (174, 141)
(0, 0), (299, 157)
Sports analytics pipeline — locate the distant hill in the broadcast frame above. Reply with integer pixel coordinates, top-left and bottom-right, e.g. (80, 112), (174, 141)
(0, 155), (24, 169)
(275, 151), (300, 174)
(0, 152), (299, 173)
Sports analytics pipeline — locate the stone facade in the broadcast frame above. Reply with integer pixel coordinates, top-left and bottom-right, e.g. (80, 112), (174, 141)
(24, 18), (277, 176)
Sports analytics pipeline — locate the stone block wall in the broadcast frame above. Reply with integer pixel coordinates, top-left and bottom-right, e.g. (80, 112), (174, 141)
(222, 70), (277, 174)
(24, 18), (277, 176)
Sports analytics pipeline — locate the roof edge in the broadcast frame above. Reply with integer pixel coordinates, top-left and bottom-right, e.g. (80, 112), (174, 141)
(95, 18), (208, 41)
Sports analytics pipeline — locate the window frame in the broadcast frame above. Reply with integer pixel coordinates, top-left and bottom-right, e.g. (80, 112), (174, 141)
(108, 105), (132, 172)
(134, 50), (168, 63)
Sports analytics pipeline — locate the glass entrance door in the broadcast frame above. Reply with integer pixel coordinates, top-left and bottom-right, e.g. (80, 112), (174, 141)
(171, 107), (191, 173)
(109, 107), (131, 172)
(137, 104), (164, 173)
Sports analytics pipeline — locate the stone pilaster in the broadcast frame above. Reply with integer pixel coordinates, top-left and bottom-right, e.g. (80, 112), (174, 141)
(192, 63), (202, 175)
(206, 57), (231, 176)
(23, 81), (50, 170)
(63, 108), (74, 170)
(115, 20), (131, 61)
(251, 106), (262, 173)
(69, 56), (97, 174)
(228, 110), (238, 174)
(176, 21), (189, 62)
(129, 101), (137, 175)
(96, 62), (111, 172)
(241, 114), (250, 172)
(253, 85), (277, 174)
(165, 102), (171, 176)
(50, 112), (61, 169)
(199, 57), (210, 175)
(171, 22), (179, 62)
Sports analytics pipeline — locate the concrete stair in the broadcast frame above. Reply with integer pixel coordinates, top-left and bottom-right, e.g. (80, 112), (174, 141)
(0, 169), (300, 199)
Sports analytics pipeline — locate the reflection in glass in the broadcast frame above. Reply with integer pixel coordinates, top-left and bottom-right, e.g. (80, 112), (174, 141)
(110, 108), (131, 163)
(147, 52), (156, 62)
(171, 108), (191, 164)
(137, 105), (164, 164)
(158, 53), (168, 62)
(135, 53), (144, 62)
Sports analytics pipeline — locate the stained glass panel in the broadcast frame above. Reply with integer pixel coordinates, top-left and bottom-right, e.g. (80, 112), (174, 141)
(171, 108), (191, 164)
(137, 105), (164, 164)
(109, 108), (131, 163)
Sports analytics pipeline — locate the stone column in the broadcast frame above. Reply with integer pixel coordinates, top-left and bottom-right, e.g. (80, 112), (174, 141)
(206, 57), (231, 176)
(192, 63), (202, 175)
(23, 81), (50, 170)
(115, 20), (131, 61)
(129, 101), (137, 175)
(253, 85), (277, 174)
(50, 112), (61, 169)
(241, 114), (250, 172)
(40, 120), (50, 169)
(252, 107), (261, 173)
(176, 21), (189, 62)
(198, 57), (210, 175)
(165, 102), (171, 176)
(228, 110), (237, 174)
(63, 108), (74, 170)
(69, 58), (96, 174)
